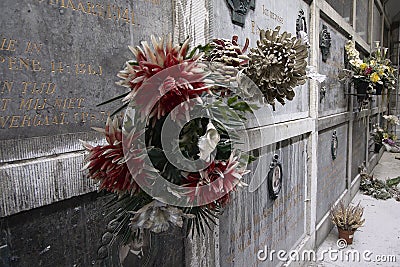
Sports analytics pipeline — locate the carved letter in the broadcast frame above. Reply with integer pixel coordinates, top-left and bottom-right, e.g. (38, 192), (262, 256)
(1, 81), (13, 94)
(0, 116), (10, 128)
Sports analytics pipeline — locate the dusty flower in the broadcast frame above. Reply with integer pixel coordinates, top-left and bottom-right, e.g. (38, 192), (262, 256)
(117, 35), (212, 123)
(370, 72), (380, 83)
(245, 26), (308, 108)
(81, 117), (155, 195)
(182, 153), (249, 208)
(197, 121), (220, 161)
(130, 200), (194, 233)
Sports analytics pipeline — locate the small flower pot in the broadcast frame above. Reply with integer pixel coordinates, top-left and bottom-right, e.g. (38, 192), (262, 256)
(338, 228), (355, 244)
(374, 143), (382, 153)
(353, 79), (370, 101)
(353, 79), (369, 95)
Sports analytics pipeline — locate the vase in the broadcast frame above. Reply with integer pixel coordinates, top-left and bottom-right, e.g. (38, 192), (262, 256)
(373, 83), (383, 95)
(353, 79), (369, 95)
(374, 143), (382, 153)
(353, 79), (370, 101)
(338, 228), (355, 245)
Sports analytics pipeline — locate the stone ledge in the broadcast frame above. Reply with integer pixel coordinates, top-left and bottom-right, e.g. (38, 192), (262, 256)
(0, 152), (97, 217)
(0, 132), (104, 164)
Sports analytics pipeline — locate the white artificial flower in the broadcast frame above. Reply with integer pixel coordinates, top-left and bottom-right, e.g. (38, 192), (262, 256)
(198, 121), (220, 161)
(130, 200), (194, 234)
(383, 115), (400, 125)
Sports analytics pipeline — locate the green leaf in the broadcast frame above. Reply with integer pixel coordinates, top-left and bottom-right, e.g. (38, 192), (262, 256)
(387, 176), (400, 187)
(227, 95), (238, 106)
(97, 92), (130, 107)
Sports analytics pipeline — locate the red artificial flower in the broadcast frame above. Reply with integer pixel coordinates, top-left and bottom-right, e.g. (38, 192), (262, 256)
(182, 153), (249, 208)
(364, 67), (372, 75)
(81, 117), (154, 195)
(117, 36), (212, 123)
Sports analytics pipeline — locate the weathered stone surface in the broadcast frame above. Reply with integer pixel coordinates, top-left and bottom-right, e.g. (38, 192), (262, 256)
(0, 0), (173, 140)
(316, 124), (348, 223)
(122, 227), (186, 267)
(0, 0), (174, 213)
(0, 152), (97, 217)
(0, 193), (112, 267)
(212, 0), (310, 122)
(373, 3), (382, 44)
(0, 131), (103, 163)
(356, 0), (369, 43)
(219, 136), (307, 267)
(352, 118), (367, 179)
(318, 20), (349, 117)
(325, 0), (353, 24)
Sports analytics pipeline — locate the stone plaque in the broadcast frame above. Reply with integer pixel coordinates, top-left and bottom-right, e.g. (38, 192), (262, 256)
(316, 125), (347, 223)
(0, 0), (172, 140)
(213, 0), (311, 125)
(219, 137), (307, 267)
(318, 20), (348, 117)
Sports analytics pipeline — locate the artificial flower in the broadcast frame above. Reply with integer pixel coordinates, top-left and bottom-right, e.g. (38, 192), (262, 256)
(130, 200), (194, 233)
(81, 117), (155, 195)
(117, 36), (212, 123)
(197, 121), (220, 161)
(182, 152), (249, 208)
(370, 72), (380, 83)
(360, 63), (367, 71)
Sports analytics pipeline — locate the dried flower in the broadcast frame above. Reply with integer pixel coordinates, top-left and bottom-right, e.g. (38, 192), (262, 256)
(205, 36), (249, 67)
(245, 26), (308, 109)
(330, 201), (365, 231)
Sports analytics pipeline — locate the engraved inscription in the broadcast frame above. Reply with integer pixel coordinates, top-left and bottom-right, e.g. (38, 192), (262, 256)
(0, 34), (108, 131)
(33, 0), (136, 25)
(251, 5), (285, 35)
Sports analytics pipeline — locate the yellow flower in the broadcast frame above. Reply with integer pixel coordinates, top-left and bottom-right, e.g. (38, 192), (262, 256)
(370, 72), (380, 83)
(383, 133), (389, 139)
(360, 63), (367, 71)
(369, 60), (376, 66)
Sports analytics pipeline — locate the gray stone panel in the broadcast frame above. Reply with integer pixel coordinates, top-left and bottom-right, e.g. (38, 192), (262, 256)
(0, 152), (97, 217)
(219, 136), (307, 267)
(0, 131), (103, 163)
(212, 0), (310, 124)
(316, 124), (348, 223)
(325, 0), (353, 25)
(368, 115), (378, 161)
(318, 20), (349, 117)
(0, 0), (174, 215)
(356, 0), (369, 43)
(373, 4), (382, 43)
(351, 118), (367, 179)
(0, 0), (173, 140)
(0, 193), (112, 267)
